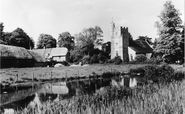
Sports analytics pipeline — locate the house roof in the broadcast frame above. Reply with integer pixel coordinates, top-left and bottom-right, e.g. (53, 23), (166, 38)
(129, 39), (153, 54)
(29, 47), (68, 62)
(30, 48), (52, 62)
(48, 47), (68, 58)
(0, 44), (33, 59)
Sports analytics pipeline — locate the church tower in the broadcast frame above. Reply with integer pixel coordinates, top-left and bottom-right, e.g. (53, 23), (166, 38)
(110, 21), (129, 62)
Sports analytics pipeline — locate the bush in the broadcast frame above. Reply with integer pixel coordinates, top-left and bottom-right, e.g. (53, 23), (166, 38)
(61, 61), (70, 66)
(89, 54), (99, 64)
(97, 53), (108, 64)
(129, 64), (176, 83)
(144, 65), (158, 80)
(172, 71), (185, 81)
(108, 56), (122, 65)
(156, 64), (174, 82)
(145, 57), (162, 64)
(81, 55), (91, 64)
(135, 54), (147, 63)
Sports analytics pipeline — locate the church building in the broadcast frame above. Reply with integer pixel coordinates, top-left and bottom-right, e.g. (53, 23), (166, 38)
(110, 21), (153, 62)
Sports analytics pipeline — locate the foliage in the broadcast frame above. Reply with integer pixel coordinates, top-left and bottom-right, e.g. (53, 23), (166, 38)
(58, 32), (74, 51)
(81, 52), (108, 64)
(145, 57), (162, 64)
(69, 46), (84, 63)
(135, 54), (147, 63)
(102, 41), (111, 59)
(154, 1), (184, 63)
(1, 28), (35, 49)
(138, 36), (153, 45)
(109, 56), (122, 65)
(172, 71), (185, 81)
(89, 54), (99, 64)
(130, 64), (175, 82)
(157, 63), (175, 82)
(75, 26), (103, 55)
(81, 55), (91, 64)
(37, 34), (56, 49)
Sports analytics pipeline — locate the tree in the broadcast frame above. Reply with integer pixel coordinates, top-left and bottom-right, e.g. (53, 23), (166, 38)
(37, 34), (56, 49)
(75, 26), (103, 55)
(58, 32), (74, 50)
(7, 28), (34, 49)
(138, 36), (153, 45)
(102, 41), (111, 58)
(154, 1), (183, 63)
(0, 22), (5, 44)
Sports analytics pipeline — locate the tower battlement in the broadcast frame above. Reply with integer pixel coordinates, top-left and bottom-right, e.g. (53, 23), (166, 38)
(110, 21), (130, 62)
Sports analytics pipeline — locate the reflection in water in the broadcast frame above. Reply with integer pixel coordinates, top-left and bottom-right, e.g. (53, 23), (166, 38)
(0, 76), (139, 113)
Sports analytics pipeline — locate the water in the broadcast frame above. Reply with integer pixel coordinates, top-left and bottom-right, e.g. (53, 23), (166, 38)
(0, 76), (142, 113)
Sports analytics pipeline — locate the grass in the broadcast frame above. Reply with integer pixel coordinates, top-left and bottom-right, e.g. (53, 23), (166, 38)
(17, 79), (185, 114)
(0, 64), (150, 83)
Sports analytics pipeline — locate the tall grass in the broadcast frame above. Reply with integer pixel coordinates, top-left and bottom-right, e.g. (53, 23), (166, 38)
(18, 80), (185, 114)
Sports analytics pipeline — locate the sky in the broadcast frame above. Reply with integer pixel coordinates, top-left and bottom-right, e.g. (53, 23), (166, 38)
(0, 0), (184, 44)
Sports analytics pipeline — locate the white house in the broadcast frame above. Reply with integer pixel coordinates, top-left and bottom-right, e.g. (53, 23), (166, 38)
(48, 47), (69, 62)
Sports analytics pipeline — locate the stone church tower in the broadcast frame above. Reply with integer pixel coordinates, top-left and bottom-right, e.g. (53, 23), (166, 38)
(110, 21), (129, 62)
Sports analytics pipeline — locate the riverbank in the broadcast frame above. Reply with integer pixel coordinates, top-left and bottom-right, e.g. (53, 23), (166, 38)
(1, 64), (184, 83)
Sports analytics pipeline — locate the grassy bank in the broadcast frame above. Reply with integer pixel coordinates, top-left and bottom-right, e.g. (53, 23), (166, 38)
(19, 79), (185, 114)
(1, 64), (184, 83)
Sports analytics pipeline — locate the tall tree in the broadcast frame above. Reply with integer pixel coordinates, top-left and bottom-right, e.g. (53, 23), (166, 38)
(75, 26), (103, 55)
(58, 32), (74, 50)
(37, 34), (56, 49)
(154, 1), (183, 63)
(7, 28), (34, 49)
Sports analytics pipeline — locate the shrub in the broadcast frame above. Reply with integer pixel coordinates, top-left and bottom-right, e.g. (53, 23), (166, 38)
(156, 64), (175, 82)
(135, 54), (147, 63)
(61, 61), (70, 66)
(129, 64), (176, 83)
(89, 54), (99, 64)
(145, 57), (162, 64)
(172, 71), (185, 81)
(144, 65), (158, 80)
(81, 55), (91, 64)
(109, 56), (122, 65)
(97, 53), (108, 64)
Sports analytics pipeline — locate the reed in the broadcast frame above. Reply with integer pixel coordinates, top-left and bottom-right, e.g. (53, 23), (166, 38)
(18, 80), (185, 114)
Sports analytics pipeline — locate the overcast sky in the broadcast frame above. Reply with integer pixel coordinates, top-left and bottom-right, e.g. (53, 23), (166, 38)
(0, 0), (184, 43)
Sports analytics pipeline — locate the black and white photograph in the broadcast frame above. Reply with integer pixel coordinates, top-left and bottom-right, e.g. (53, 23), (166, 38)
(0, 0), (184, 113)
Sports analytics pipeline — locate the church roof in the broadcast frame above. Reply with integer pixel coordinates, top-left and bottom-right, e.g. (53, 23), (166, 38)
(129, 39), (153, 54)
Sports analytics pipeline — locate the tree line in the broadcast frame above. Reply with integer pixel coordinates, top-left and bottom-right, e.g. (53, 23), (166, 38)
(0, 1), (184, 64)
